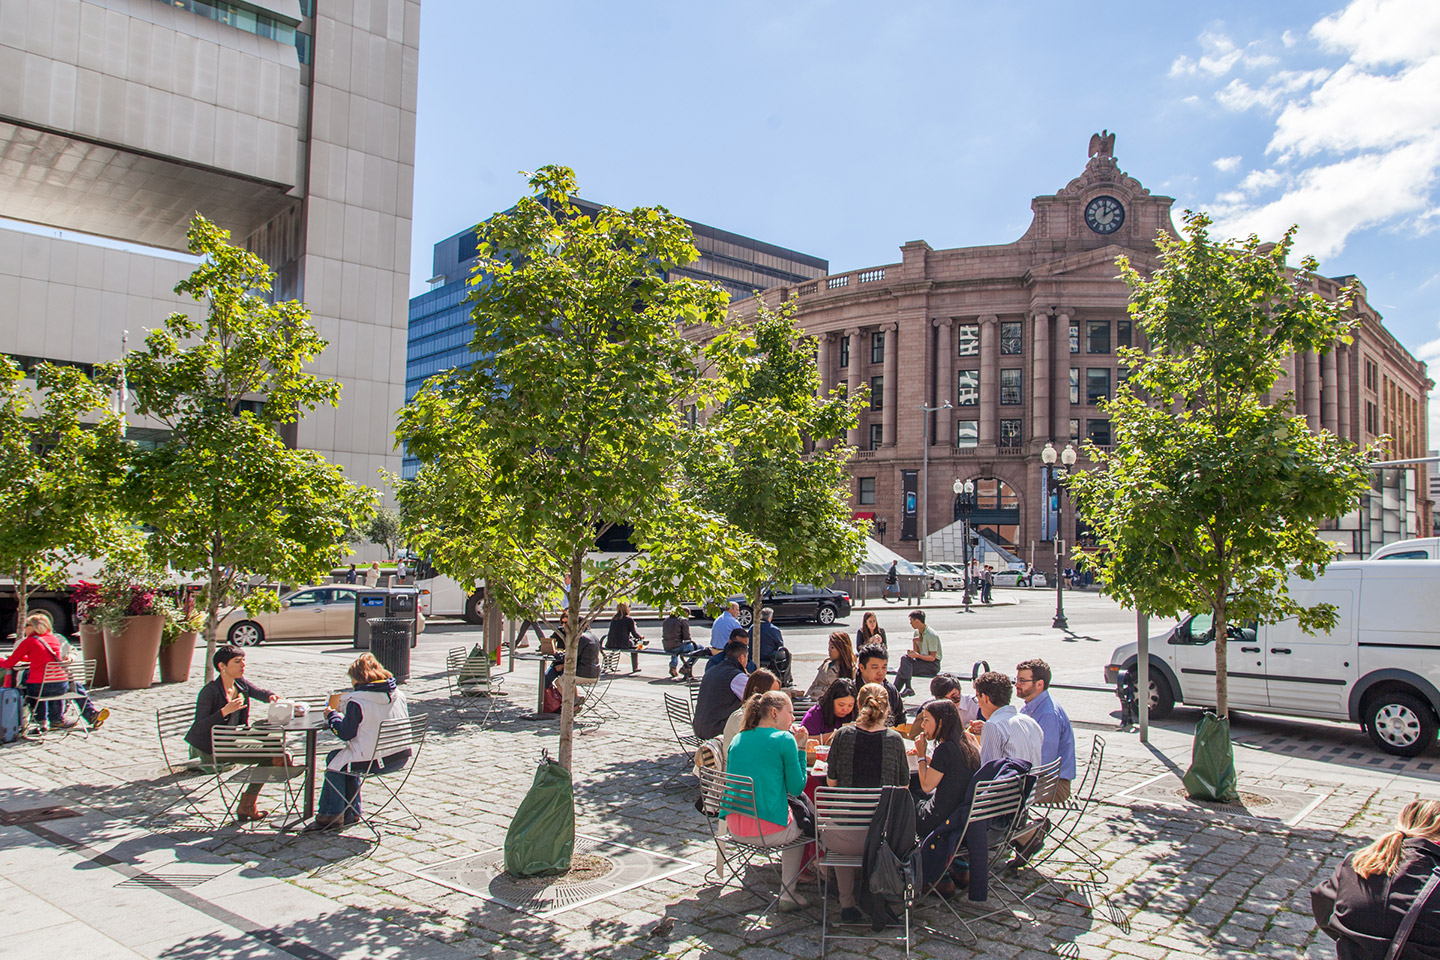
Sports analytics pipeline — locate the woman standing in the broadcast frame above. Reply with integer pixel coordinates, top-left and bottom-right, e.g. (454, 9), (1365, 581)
(604, 601), (647, 672)
(1316, 799), (1440, 959)
(856, 611), (887, 651)
(306, 653), (411, 831)
(804, 631), (856, 700)
(800, 678), (858, 745)
(824, 681), (910, 923)
(724, 690), (812, 911)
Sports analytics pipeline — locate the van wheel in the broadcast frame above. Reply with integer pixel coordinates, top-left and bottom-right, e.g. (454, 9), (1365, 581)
(1364, 691), (1437, 757)
(1146, 670), (1175, 720)
(463, 592), (484, 625)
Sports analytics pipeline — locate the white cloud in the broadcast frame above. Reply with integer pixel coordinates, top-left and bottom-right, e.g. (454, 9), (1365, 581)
(1193, 0), (1440, 262)
(1171, 30), (1284, 78)
(1213, 155), (1242, 172)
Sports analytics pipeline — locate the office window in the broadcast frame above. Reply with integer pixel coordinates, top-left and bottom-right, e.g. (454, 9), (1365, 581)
(1365, 358), (1378, 391)
(1087, 419), (1112, 445)
(1069, 368), (1079, 404)
(1116, 320), (1132, 349)
(1366, 401), (1379, 434)
(1087, 321), (1110, 354)
(957, 369), (979, 406)
(1000, 320), (1022, 355)
(957, 324), (980, 356)
(870, 376), (884, 410)
(1000, 369), (1022, 405)
(1069, 324), (1079, 353)
(999, 419), (1022, 448)
(839, 336), (850, 368)
(871, 331), (885, 364)
(956, 420), (978, 448)
(859, 477), (876, 505)
(1069, 418), (1080, 441)
(1086, 368), (1111, 405)
(869, 423), (884, 450)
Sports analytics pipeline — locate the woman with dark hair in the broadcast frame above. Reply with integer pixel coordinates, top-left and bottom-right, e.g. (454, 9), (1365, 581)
(856, 611), (887, 651)
(804, 631), (856, 700)
(912, 698), (981, 840)
(800, 678), (857, 744)
(720, 668), (779, 752)
(604, 601), (647, 672)
(306, 653), (411, 831)
(1316, 798), (1440, 959)
(184, 645), (282, 821)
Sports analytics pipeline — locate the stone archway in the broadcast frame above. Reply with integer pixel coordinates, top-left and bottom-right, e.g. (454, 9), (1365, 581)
(955, 476), (1022, 548)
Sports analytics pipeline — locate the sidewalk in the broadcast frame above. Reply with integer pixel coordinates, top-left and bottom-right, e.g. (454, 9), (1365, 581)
(2, 635), (1434, 959)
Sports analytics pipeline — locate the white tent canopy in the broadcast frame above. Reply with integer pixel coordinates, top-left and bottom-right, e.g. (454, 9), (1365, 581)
(858, 538), (925, 576)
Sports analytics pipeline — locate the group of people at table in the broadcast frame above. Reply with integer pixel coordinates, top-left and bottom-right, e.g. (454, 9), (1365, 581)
(690, 609), (1076, 920)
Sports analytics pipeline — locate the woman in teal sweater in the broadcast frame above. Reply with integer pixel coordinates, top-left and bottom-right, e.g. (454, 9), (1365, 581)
(724, 689), (813, 911)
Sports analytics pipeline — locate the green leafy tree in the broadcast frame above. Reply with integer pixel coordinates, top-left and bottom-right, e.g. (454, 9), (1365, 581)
(0, 359), (126, 637)
(365, 508), (404, 561)
(690, 295), (868, 647)
(125, 216), (376, 681)
(399, 167), (766, 769)
(1069, 211), (1373, 722)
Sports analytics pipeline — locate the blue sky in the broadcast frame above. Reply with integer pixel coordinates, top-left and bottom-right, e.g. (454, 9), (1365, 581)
(411, 0), (1440, 429)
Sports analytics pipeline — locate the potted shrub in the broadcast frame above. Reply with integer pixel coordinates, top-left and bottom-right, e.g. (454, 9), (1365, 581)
(158, 591), (205, 684)
(72, 580), (107, 687)
(98, 578), (177, 691)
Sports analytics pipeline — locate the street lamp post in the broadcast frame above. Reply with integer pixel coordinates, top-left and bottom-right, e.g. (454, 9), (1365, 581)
(1042, 441), (1077, 630)
(918, 402), (952, 585)
(952, 477), (976, 610)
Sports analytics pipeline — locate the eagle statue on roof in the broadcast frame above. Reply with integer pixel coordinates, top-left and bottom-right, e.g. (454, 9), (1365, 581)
(1089, 130), (1116, 159)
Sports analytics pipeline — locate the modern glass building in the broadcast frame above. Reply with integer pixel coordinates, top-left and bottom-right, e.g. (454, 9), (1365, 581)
(403, 201), (828, 476)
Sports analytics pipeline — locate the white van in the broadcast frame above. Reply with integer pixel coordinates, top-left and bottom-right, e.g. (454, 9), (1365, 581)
(1104, 560), (1440, 757)
(1368, 537), (1440, 561)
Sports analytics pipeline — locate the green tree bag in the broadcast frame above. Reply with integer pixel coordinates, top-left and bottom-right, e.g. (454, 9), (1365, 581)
(504, 752), (575, 877)
(1182, 712), (1240, 803)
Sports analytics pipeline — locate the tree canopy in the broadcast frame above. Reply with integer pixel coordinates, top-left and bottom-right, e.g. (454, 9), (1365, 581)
(1068, 211), (1374, 717)
(125, 215), (375, 680)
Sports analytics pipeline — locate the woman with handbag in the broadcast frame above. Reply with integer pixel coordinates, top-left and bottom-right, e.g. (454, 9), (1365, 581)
(1314, 798), (1440, 959)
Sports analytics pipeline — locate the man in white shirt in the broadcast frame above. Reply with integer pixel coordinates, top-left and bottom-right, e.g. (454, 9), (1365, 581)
(971, 671), (1043, 767)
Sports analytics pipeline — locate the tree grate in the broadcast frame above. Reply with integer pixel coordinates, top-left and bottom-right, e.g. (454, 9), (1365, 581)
(1112, 773), (1327, 826)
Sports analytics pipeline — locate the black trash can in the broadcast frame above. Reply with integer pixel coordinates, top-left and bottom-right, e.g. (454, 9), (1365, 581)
(368, 618), (413, 683)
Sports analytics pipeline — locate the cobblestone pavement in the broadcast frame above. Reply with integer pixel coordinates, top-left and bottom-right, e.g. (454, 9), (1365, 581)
(2, 627), (1436, 960)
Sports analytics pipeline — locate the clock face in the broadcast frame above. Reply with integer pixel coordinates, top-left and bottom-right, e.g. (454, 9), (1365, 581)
(1085, 196), (1125, 235)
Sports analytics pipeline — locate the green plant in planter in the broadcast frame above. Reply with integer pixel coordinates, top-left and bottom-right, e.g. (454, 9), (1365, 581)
(163, 594), (208, 646)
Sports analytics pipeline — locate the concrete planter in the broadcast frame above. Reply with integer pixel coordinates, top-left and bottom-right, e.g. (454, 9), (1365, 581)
(158, 630), (198, 684)
(103, 615), (164, 690)
(78, 622), (107, 687)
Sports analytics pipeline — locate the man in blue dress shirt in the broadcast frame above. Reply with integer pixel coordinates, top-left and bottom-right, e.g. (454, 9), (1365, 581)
(709, 601), (746, 653)
(1015, 658), (1076, 802)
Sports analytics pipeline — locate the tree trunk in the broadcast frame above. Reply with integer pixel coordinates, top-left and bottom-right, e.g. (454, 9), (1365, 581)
(750, 587), (764, 665)
(15, 563), (28, 643)
(1213, 596), (1229, 719)
(204, 549), (222, 684)
(557, 555), (582, 771)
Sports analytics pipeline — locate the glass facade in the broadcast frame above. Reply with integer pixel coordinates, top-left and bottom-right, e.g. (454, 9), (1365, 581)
(164, 0), (311, 62)
(1000, 369), (1022, 405)
(1000, 320), (1022, 355)
(403, 280), (478, 477)
(957, 369), (979, 405)
(957, 324), (979, 356)
(956, 420), (978, 447)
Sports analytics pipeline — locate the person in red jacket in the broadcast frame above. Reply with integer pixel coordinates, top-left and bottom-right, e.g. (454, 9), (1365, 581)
(0, 613), (108, 731)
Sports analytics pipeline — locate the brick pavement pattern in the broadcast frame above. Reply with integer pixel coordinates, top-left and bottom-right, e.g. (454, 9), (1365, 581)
(0, 636), (1422, 960)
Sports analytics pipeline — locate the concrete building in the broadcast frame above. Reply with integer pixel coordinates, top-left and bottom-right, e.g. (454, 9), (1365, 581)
(725, 133), (1431, 566)
(0, 0), (420, 486)
(404, 200), (827, 476)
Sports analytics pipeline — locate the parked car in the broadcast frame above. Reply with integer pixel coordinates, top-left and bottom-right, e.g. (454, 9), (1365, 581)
(929, 568), (966, 590)
(1104, 560), (1440, 756)
(219, 585), (424, 645)
(994, 569), (1047, 588)
(726, 584), (852, 626)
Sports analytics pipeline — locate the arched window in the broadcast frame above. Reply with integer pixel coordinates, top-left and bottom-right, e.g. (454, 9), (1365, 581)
(955, 477), (1021, 547)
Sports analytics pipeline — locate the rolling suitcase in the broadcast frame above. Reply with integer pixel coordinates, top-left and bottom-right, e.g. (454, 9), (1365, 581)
(0, 686), (21, 743)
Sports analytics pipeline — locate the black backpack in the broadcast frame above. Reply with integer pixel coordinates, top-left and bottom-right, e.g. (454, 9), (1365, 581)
(861, 785), (921, 929)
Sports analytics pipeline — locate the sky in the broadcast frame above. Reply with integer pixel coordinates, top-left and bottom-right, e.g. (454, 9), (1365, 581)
(410, 0), (1440, 438)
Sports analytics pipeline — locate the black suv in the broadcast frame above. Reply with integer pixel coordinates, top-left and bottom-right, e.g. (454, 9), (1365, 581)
(726, 584), (852, 626)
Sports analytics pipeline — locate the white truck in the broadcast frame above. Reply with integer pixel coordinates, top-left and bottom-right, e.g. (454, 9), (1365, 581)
(1104, 560), (1440, 757)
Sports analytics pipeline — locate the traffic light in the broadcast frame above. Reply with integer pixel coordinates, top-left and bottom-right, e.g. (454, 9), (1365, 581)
(1117, 666), (1139, 726)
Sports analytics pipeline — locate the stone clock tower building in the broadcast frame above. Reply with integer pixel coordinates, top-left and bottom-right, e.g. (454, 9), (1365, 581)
(722, 133), (1430, 565)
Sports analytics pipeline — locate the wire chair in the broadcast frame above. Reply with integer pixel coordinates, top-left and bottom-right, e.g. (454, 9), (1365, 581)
(447, 645), (505, 726)
(26, 660), (97, 738)
(146, 704), (222, 828)
(1025, 736), (1110, 893)
(575, 652), (621, 724)
(331, 714), (429, 841)
(209, 726), (306, 832)
(696, 766), (813, 928)
(660, 692), (704, 788)
(919, 774), (1028, 944)
(814, 787), (910, 958)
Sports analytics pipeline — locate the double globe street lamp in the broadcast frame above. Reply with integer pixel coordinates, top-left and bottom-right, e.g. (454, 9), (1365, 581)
(1041, 441), (1077, 630)
(952, 477), (976, 609)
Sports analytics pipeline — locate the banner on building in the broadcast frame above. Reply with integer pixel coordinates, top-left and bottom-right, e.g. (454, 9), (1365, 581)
(901, 470), (918, 540)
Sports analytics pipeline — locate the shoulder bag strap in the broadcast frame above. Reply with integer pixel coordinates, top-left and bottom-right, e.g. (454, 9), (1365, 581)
(1385, 867), (1440, 960)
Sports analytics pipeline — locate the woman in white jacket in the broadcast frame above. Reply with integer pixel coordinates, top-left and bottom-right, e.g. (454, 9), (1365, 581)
(305, 653), (410, 831)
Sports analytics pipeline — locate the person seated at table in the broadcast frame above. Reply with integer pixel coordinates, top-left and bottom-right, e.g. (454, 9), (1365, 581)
(184, 645), (282, 821)
(856, 611), (887, 652)
(0, 613), (109, 731)
(544, 625), (602, 691)
(724, 689), (812, 912)
(800, 678), (857, 745)
(911, 698), (983, 897)
(693, 637), (751, 739)
(306, 653), (411, 831)
(930, 673), (981, 726)
(823, 681), (910, 923)
(721, 668), (780, 753)
(604, 600), (647, 673)
(855, 643), (905, 728)
(804, 631), (855, 700)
